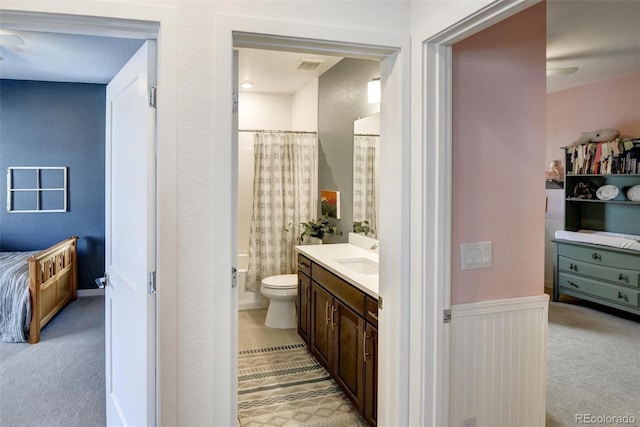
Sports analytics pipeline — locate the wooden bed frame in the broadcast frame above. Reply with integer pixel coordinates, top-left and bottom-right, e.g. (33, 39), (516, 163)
(27, 236), (78, 344)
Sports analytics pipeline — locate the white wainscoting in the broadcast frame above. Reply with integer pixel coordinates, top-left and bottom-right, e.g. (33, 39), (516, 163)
(545, 220), (564, 290)
(449, 295), (549, 427)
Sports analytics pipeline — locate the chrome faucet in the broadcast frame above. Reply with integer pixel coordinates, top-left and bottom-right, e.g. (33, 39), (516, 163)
(370, 242), (379, 250)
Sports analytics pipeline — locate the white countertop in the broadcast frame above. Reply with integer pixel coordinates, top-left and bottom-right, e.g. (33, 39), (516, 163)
(295, 243), (379, 297)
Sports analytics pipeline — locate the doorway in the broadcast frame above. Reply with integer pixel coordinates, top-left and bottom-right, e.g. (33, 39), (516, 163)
(214, 18), (410, 424)
(0, 6), (177, 425)
(235, 46), (380, 424)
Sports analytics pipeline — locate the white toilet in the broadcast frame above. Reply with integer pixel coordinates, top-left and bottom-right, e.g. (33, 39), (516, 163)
(260, 274), (298, 329)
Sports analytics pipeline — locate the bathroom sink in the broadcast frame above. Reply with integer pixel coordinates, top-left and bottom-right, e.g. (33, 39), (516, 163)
(335, 257), (379, 275)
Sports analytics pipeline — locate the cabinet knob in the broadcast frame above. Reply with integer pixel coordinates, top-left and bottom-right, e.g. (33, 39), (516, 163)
(568, 281), (579, 288)
(618, 292), (629, 302)
(570, 263), (578, 271)
(592, 253), (602, 261)
(618, 274), (628, 282)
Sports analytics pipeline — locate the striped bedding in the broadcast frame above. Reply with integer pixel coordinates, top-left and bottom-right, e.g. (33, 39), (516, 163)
(0, 251), (38, 342)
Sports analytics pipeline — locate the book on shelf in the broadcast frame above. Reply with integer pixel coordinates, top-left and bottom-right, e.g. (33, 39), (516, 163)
(567, 139), (640, 175)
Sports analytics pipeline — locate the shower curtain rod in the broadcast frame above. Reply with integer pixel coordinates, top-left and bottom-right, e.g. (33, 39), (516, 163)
(239, 129), (317, 135)
(354, 133), (380, 137)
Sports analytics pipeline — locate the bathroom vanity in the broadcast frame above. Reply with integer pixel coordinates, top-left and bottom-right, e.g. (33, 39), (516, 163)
(296, 243), (379, 426)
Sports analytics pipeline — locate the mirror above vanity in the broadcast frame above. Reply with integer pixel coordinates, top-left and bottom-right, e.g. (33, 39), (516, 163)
(353, 113), (380, 239)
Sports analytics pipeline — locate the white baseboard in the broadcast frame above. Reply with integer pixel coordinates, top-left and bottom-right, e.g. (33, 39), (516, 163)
(449, 294), (549, 427)
(77, 288), (105, 297)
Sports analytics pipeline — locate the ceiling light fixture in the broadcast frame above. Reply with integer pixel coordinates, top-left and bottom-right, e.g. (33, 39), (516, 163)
(546, 67), (579, 76)
(240, 81), (254, 89)
(368, 78), (380, 104)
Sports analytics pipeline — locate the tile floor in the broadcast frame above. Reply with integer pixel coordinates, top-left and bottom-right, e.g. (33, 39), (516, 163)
(238, 308), (303, 351)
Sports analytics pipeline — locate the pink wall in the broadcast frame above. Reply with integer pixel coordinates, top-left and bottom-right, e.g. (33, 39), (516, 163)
(451, 2), (546, 304)
(546, 72), (640, 168)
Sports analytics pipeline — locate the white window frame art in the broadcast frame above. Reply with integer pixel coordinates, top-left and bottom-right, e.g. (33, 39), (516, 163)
(6, 166), (68, 213)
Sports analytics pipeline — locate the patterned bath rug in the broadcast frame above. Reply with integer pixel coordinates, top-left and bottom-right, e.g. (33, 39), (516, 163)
(238, 343), (367, 427)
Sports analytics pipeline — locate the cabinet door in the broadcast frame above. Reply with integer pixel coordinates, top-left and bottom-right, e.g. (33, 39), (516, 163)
(364, 323), (378, 426)
(332, 298), (365, 414)
(311, 283), (332, 371)
(297, 273), (311, 346)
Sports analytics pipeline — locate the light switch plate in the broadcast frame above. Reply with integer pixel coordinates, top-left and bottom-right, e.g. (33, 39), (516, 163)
(460, 241), (492, 270)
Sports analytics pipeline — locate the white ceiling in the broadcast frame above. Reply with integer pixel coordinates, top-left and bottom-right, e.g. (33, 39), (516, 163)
(237, 48), (343, 94)
(0, 3), (638, 93)
(546, 0), (640, 93)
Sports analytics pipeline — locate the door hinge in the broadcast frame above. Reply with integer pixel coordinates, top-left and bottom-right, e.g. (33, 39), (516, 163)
(443, 309), (451, 324)
(149, 85), (157, 108)
(232, 89), (238, 114)
(232, 267), (238, 288)
(378, 296), (383, 310)
(148, 271), (157, 295)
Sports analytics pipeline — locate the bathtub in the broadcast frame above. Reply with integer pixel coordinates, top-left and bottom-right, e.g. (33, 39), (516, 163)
(237, 252), (267, 310)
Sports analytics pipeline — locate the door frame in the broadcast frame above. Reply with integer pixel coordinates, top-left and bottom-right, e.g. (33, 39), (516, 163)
(419, 0), (541, 424)
(215, 15), (412, 426)
(0, 3), (178, 425)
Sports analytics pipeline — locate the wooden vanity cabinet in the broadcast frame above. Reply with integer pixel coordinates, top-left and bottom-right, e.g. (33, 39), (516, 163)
(310, 281), (366, 414)
(310, 282), (332, 369)
(332, 297), (365, 414)
(297, 255), (312, 346)
(364, 296), (378, 426)
(297, 253), (377, 425)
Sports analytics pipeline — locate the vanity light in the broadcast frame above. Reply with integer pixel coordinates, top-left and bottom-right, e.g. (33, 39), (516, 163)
(240, 81), (254, 89)
(367, 78), (380, 104)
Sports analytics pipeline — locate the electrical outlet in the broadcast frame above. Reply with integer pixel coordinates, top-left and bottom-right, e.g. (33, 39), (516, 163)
(463, 416), (476, 427)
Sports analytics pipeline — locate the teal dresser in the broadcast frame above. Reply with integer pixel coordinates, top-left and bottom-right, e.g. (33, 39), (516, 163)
(552, 240), (640, 315)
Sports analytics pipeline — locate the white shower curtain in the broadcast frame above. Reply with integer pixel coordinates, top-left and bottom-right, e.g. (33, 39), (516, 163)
(247, 132), (317, 290)
(353, 135), (379, 238)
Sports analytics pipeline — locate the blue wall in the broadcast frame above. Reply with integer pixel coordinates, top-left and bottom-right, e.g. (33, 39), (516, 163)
(0, 80), (105, 290)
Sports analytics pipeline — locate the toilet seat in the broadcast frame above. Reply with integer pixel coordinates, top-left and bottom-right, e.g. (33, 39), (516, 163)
(261, 274), (297, 290)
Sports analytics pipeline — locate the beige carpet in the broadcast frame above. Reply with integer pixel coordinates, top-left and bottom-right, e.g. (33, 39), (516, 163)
(237, 343), (366, 427)
(546, 298), (640, 427)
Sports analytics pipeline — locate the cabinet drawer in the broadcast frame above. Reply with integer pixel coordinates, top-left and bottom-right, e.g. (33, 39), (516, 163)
(312, 264), (365, 316)
(558, 273), (640, 309)
(558, 256), (640, 288)
(365, 296), (378, 327)
(557, 242), (640, 270)
(297, 255), (312, 277)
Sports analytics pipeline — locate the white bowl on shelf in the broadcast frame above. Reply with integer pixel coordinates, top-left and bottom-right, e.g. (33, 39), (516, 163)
(595, 184), (619, 201)
(626, 185), (640, 202)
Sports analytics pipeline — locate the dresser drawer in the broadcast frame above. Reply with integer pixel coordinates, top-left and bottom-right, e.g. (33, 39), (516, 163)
(558, 273), (640, 309)
(365, 296), (378, 327)
(558, 256), (640, 288)
(297, 255), (312, 277)
(556, 242), (640, 270)
(312, 263), (365, 316)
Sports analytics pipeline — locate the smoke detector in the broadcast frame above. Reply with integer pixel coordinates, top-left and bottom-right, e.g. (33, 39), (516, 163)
(292, 58), (325, 71)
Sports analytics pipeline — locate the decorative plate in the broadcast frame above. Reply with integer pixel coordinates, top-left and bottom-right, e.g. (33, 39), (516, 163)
(627, 185), (640, 202)
(595, 184), (619, 201)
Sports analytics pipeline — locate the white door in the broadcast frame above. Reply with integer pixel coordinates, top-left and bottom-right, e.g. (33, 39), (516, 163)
(105, 40), (157, 427)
